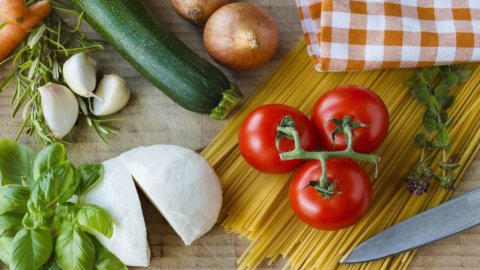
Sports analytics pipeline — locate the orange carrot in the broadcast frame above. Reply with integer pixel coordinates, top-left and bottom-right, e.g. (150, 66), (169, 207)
(0, 0), (26, 24)
(0, 0), (51, 61)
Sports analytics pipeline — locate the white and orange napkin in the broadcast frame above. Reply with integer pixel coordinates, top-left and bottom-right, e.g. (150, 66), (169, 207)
(296, 0), (480, 71)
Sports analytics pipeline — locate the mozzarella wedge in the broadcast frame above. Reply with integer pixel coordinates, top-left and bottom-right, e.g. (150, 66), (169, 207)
(82, 157), (150, 267)
(120, 145), (222, 245)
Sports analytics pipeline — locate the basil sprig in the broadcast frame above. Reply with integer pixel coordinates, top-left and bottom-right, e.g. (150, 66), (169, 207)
(0, 139), (126, 270)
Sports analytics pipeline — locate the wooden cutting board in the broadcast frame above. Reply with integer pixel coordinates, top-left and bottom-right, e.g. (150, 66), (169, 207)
(0, 1), (479, 269)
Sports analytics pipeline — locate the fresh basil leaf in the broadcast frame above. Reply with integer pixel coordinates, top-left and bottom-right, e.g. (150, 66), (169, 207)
(36, 161), (74, 204)
(0, 185), (30, 215)
(27, 185), (48, 216)
(53, 203), (78, 230)
(10, 228), (53, 270)
(40, 257), (62, 270)
(0, 139), (36, 185)
(55, 223), (95, 270)
(76, 164), (105, 196)
(22, 212), (36, 229)
(58, 166), (81, 204)
(89, 235), (127, 270)
(77, 204), (114, 238)
(0, 236), (13, 265)
(33, 143), (67, 181)
(0, 213), (23, 235)
(420, 66), (439, 84)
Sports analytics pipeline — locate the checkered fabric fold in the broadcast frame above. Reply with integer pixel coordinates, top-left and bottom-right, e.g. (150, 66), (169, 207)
(296, 0), (480, 71)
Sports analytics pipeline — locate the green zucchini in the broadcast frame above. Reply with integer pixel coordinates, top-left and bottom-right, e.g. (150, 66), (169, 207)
(70, 0), (242, 120)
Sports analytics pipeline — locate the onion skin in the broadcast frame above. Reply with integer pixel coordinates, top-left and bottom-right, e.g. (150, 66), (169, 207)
(203, 3), (278, 70)
(171, 0), (228, 25)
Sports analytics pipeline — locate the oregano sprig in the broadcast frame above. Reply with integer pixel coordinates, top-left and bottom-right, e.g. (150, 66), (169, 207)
(405, 65), (471, 195)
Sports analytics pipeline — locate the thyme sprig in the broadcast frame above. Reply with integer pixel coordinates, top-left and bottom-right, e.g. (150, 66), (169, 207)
(0, 0), (118, 146)
(405, 65), (471, 194)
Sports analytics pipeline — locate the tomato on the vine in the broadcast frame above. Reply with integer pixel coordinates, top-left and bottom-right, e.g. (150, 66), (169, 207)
(311, 85), (389, 153)
(238, 104), (317, 174)
(289, 159), (372, 230)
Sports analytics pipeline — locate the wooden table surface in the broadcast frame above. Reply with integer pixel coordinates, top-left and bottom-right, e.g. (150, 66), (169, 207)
(1, 1), (479, 269)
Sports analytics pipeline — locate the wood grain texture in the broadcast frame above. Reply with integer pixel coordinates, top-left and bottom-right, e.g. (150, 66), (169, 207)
(0, 1), (479, 269)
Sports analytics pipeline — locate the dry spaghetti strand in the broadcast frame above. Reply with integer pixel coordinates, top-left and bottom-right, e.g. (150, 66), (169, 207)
(202, 39), (480, 270)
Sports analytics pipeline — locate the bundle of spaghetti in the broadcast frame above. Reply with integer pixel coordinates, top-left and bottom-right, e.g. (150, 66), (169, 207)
(202, 39), (480, 270)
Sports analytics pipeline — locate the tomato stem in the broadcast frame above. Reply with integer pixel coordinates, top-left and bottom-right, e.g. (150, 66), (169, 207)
(277, 115), (380, 198)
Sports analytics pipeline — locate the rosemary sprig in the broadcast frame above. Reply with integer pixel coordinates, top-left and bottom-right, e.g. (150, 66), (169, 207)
(0, 0), (118, 146)
(405, 65), (471, 194)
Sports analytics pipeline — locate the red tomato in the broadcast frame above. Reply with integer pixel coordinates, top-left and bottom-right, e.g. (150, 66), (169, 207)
(238, 104), (317, 174)
(289, 159), (372, 230)
(311, 85), (389, 153)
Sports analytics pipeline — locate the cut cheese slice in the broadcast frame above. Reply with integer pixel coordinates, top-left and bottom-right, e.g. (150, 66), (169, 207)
(82, 157), (150, 267)
(120, 145), (222, 245)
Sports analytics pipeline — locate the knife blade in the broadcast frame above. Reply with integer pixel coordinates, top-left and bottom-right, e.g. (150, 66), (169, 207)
(341, 187), (480, 263)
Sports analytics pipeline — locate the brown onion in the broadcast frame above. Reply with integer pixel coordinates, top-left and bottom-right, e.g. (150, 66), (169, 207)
(203, 3), (278, 70)
(171, 0), (229, 25)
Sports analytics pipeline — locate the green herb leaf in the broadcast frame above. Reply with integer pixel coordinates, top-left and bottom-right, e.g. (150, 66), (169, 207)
(410, 87), (430, 104)
(27, 186), (48, 216)
(440, 111), (449, 124)
(435, 127), (450, 148)
(444, 72), (459, 88)
(439, 162), (461, 171)
(0, 236), (13, 265)
(457, 69), (472, 83)
(76, 164), (105, 196)
(0, 213), (23, 235)
(77, 204), (114, 238)
(10, 228), (53, 270)
(428, 96), (441, 114)
(58, 166), (81, 204)
(440, 96), (455, 110)
(413, 134), (427, 147)
(55, 224), (95, 270)
(0, 185), (30, 215)
(27, 24), (47, 48)
(420, 66), (439, 84)
(89, 235), (127, 270)
(422, 118), (438, 132)
(405, 74), (424, 88)
(36, 161), (74, 204)
(33, 143), (67, 181)
(434, 84), (450, 98)
(39, 257), (62, 270)
(0, 139), (36, 185)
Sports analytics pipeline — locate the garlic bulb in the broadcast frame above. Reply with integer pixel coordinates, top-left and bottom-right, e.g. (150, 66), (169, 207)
(63, 53), (98, 99)
(93, 74), (131, 116)
(38, 83), (79, 138)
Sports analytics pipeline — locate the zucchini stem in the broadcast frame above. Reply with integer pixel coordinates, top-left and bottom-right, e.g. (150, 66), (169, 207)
(210, 83), (243, 120)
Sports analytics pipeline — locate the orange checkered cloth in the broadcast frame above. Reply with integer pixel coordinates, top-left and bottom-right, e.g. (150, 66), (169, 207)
(296, 0), (480, 71)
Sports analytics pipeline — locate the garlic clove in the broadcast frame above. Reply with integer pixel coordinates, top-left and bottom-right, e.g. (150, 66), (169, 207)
(38, 83), (79, 138)
(93, 74), (131, 116)
(63, 52), (98, 98)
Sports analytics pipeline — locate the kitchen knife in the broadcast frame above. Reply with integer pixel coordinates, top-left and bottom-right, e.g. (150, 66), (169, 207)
(341, 187), (480, 263)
